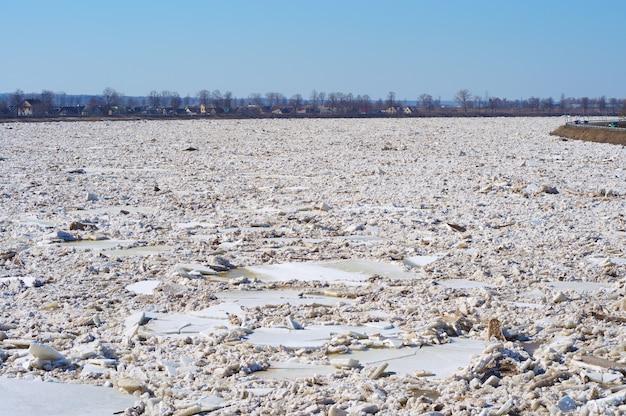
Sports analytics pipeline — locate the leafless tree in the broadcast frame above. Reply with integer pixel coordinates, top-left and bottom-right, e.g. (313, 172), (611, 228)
(265, 92), (284, 108)
(419, 93), (433, 112)
(249, 93), (263, 107)
(40, 90), (55, 114)
(580, 97), (589, 114)
(361, 94), (372, 113)
(170, 92), (182, 109)
(318, 92), (326, 107)
(527, 97), (540, 113)
(57, 92), (67, 107)
(211, 90), (223, 108)
(474, 95), (482, 110)
(386, 91), (396, 109)
(148, 90), (161, 108)
(344, 93), (354, 112)
(197, 90), (210, 107)
(355, 94), (372, 114)
(10, 89), (23, 116)
(455, 89), (471, 112)
(223, 91), (233, 111)
(290, 94), (303, 111)
(609, 98), (618, 115)
(310, 90), (319, 111)
(103, 87), (120, 114)
(327, 92), (339, 112)
(86, 96), (102, 115)
(598, 95), (606, 114)
(541, 97), (554, 112)
(160, 91), (174, 109)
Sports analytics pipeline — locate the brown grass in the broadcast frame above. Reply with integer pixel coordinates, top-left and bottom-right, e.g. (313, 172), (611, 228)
(550, 125), (626, 145)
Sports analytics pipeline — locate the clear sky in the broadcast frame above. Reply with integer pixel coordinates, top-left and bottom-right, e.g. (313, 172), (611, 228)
(2, 0), (625, 101)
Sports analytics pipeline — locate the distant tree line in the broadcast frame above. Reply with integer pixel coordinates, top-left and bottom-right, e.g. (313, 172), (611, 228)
(1, 87), (624, 119)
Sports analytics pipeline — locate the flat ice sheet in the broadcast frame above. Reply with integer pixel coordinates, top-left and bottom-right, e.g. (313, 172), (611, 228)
(242, 259), (415, 285)
(548, 281), (611, 293)
(244, 324), (400, 349)
(0, 377), (136, 416)
(437, 279), (495, 289)
(258, 338), (488, 380)
(126, 280), (161, 295)
(345, 338), (488, 379)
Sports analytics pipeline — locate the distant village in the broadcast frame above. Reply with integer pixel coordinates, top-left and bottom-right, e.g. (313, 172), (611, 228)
(10, 98), (416, 118)
(1, 89), (624, 119)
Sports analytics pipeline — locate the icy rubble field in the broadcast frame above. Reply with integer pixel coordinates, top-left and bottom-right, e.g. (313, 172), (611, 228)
(1, 117), (626, 415)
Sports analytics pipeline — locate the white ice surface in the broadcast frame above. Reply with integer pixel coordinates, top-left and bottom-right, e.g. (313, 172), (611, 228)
(0, 275), (41, 287)
(106, 245), (172, 257)
(241, 259), (416, 285)
(216, 289), (353, 308)
(548, 281), (611, 293)
(143, 312), (234, 338)
(259, 338), (488, 380)
(244, 324), (400, 349)
(437, 279), (495, 289)
(345, 338), (488, 379)
(125, 280), (161, 295)
(0, 377), (136, 416)
(404, 255), (440, 268)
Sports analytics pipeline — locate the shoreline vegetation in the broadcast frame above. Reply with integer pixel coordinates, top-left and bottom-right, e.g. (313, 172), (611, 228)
(3, 88), (624, 121)
(550, 121), (626, 146)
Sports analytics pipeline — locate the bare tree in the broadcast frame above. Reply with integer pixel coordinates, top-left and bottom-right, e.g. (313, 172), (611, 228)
(360, 94), (372, 114)
(542, 97), (554, 113)
(318, 92), (326, 107)
(559, 93), (567, 113)
(40, 90), (55, 114)
(223, 91), (233, 111)
(609, 98), (618, 115)
(419, 93), (433, 113)
(161, 91), (173, 109)
(327, 92), (339, 112)
(148, 90), (161, 108)
(102, 87), (120, 114)
(265, 92), (284, 108)
(249, 93), (263, 107)
(454, 89), (472, 112)
(197, 90), (210, 107)
(474, 95), (482, 111)
(57, 92), (67, 107)
(290, 94), (303, 111)
(170, 92), (182, 110)
(580, 97), (589, 114)
(10, 89), (23, 116)
(86, 96), (102, 115)
(386, 91), (396, 109)
(211, 90), (223, 108)
(344, 93), (354, 113)
(598, 95), (606, 114)
(527, 97), (540, 113)
(310, 90), (319, 112)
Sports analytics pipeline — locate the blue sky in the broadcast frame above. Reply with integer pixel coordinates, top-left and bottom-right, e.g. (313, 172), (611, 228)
(2, 0), (625, 101)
